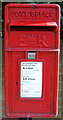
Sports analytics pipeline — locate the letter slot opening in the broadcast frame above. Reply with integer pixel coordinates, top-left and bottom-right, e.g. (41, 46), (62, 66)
(10, 26), (57, 31)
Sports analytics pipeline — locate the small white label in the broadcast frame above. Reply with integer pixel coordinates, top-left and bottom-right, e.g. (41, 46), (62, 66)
(20, 62), (43, 98)
(28, 52), (36, 59)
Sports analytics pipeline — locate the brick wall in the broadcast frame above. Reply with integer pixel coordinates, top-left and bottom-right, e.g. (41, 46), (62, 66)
(1, 2), (63, 120)
(0, 1), (2, 120)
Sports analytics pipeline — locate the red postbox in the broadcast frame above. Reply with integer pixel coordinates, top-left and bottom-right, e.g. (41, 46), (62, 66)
(5, 4), (60, 118)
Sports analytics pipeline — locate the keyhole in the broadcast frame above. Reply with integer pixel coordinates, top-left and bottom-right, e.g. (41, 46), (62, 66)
(16, 82), (18, 85)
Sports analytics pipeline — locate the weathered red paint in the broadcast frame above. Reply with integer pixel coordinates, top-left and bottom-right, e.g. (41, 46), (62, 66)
(5, 4), (60, 118)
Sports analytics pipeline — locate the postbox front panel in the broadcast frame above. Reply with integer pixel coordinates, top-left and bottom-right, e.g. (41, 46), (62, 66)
(5, 4), (60, 118)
